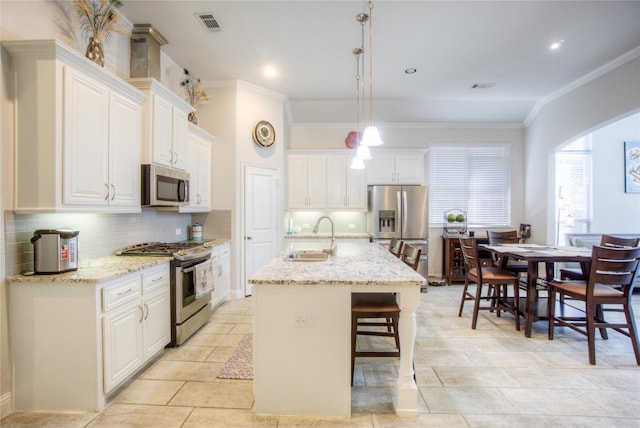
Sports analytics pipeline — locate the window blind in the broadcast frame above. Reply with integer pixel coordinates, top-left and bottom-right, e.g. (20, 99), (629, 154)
(427, 146), (511, 226)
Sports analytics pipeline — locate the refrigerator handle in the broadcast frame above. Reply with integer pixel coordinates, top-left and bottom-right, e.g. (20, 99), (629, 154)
(396, 190), (402, 234)
(402, 190), (408, 236)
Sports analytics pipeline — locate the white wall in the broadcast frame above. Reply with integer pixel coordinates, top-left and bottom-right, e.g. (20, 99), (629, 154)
(591, 113), (640, 233)
(525, 56), (640, 244)
(198, 81), (287, 299)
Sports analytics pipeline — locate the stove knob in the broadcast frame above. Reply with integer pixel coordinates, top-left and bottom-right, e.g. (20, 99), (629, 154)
(176, 250), (187, 257)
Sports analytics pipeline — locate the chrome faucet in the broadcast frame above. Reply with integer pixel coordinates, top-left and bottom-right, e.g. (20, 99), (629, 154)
(313, 216), (336, 255)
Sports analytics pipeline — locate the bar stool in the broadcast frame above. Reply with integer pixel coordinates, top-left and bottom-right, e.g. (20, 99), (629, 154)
(351, 242), (421, 385)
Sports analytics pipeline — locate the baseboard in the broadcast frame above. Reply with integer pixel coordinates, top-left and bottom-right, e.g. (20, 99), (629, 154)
(0, 392), (12, 419)
(230, 289), (245, 299)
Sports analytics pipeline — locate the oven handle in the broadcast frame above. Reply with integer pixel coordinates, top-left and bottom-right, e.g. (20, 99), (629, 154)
(182, 259), (209, 274)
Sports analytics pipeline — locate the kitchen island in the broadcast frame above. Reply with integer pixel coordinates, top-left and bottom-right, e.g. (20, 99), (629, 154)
(249, 242), (426, 418)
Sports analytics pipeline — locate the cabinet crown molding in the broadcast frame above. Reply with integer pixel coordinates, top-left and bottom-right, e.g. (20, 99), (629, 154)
(127, 77), (194, 113)
(3, 39), (146, 103)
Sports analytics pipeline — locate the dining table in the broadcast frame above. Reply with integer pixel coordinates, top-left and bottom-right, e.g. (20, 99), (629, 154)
(479, 243), (592, 337)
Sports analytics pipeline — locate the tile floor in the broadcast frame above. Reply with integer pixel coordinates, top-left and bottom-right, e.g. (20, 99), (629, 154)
(3, 285), (640, 427)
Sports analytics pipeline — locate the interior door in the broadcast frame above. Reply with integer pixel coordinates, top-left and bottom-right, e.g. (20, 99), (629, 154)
(244, 166), (279, 296)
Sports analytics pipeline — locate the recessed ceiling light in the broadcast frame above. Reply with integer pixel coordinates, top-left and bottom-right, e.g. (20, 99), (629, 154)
(470, 82), (495, 89)
(550, 40), (564, 50)
(405, 68), (417, 74)
(264, 65), (277, 77)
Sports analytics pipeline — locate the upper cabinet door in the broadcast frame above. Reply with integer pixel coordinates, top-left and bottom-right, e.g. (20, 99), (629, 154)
(109, 92), (141, 207)
(366, 154), (396, 184)
(346, 156), (367, 209)
(151, 94), (174, 168)
(395, 155), (424, 184)
(326, 155), (348, 208)
(171, 109), (188, 170)
(287, 155), (327, 209)
(306, 156), (327, 209)
(326, 155), (366, 210)
(63, 66), (110, 206)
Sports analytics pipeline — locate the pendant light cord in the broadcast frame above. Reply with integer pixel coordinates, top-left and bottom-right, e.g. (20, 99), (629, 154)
(368, 0), (374, 126)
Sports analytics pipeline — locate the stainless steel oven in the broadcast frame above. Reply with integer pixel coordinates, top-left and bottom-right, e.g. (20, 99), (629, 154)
(116, 241), (214, 346)
(172, 254), (214, 346)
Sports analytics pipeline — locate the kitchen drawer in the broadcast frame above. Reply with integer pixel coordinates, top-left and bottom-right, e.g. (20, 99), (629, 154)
(102, 277), (141, 312)
(142, 264), (169, 294)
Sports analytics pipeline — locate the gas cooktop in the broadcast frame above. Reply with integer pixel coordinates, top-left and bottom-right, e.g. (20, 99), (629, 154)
(116, 241), (213, 261)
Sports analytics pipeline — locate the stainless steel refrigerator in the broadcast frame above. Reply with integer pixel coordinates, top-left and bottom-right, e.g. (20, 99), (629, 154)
(367, 185), (429, 281)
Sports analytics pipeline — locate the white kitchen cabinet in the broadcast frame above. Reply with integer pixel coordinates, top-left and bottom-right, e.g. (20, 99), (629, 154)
(128, 78), (194, 170)
(102, 300), (144, 393)
(8, 261), (170, 411)
(326, 155), (366, 210)
(366, 151), (425, 185)
(287, 155), (327, 209)
(5, 39), (145, 213)
(181, 124), (213, 212)
(101, 263), (171, 394)
(211, 242), (231, 308)
(64, 73), (141, 208)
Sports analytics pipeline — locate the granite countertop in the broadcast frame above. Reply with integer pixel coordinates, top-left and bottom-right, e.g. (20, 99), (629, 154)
(7, 238), (230, 285)
(249, 241), (425, 286)
(284, 233), (371, 239)
(6, 256), (173, 284)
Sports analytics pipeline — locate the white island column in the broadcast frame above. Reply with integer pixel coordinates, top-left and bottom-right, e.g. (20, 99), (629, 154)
(395, 285), (421, 416)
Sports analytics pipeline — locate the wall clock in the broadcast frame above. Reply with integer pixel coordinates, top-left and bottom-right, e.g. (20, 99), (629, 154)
(253, 120), (275, 147)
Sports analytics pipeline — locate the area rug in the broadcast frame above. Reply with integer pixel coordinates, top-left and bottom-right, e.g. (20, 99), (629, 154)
(216, 332), (253, 380)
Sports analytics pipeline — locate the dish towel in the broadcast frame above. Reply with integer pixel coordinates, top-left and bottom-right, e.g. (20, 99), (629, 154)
(195, 259), (214, 299)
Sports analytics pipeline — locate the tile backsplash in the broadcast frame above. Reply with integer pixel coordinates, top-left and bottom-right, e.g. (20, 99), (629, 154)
(3, 209), (231, 277)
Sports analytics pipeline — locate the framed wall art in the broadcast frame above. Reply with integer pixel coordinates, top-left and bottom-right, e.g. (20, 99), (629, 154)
(625, 140), (640, 193)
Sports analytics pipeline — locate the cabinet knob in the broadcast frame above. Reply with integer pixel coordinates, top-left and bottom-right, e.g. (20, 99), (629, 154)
(245, 236), (253, 240)
(110, 184), (116, 201)
(104, 183), (109, 200)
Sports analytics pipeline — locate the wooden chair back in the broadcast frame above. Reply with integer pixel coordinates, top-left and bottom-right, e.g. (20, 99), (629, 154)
(587, 245), (640, 296)
(388, 238), (404, 258)
(601, 235), (640, 248)
(458, 237), (481, 279)
(400, 244), (422, 271)
(487, 230), (519, 245)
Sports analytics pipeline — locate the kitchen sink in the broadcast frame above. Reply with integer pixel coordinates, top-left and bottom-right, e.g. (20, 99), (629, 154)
(284, 250), (330, 262)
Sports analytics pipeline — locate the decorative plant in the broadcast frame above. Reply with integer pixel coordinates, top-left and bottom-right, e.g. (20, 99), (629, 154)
(74, 0), (125, 66)
(180, 68), (209, 109)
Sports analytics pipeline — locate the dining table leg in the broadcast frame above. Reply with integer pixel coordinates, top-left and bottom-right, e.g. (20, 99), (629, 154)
(524, 261), (539, 338)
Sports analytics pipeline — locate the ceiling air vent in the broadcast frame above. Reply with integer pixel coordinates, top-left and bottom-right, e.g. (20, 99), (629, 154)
(470, 82), (496, 89)
(195, 12), (221, 33)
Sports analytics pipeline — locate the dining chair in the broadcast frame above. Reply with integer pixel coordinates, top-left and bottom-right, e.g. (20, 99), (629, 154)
(458, 237), (521, 330)
(547, 244), (640, 365)
(400, 243), (421, 271)
(559, 235), (640, 280)
(388, 238), (404, 258)
(486, 230), (528, 274)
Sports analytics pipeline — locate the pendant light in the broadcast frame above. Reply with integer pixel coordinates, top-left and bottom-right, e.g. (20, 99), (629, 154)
(361, 0), (383, 147)
(351, 13), (370, 169)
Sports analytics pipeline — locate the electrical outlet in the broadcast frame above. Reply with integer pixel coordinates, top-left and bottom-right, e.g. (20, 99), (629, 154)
(293, 314), (312, 328)
(175, 228), (181, 235)
(348, 224), (356, 230)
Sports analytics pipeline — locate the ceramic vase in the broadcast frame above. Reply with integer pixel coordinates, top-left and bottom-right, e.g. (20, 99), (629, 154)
(85, 37), (104, 67)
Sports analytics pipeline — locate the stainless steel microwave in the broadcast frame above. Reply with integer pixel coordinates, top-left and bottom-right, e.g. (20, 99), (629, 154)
(141, 164), (189, 207)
